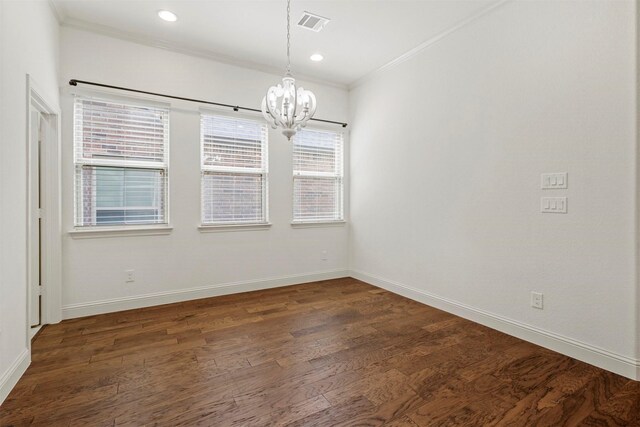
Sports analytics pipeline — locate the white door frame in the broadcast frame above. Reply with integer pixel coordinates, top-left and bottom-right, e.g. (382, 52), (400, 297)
(26, 74), (62, 347)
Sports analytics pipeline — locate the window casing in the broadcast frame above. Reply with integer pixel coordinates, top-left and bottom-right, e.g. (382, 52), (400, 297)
(293, 129), (344, 223)
(74, 97), (169, 227)
(201, 114), (268, 225)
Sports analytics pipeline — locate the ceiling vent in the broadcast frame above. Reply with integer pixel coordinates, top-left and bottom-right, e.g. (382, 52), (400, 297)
(297, 11), (330, 32)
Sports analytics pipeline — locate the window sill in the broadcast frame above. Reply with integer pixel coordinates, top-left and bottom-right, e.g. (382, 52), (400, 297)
(198, 223), (272, 233)
(68, 225), (174, 239)
(291, 220), (346, 228)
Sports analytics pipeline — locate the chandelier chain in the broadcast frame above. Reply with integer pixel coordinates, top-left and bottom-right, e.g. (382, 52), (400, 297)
(286, 0), (291, 73)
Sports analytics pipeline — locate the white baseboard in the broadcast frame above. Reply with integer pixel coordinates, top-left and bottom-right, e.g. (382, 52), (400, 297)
(351, 270), (640, 381)
(29, 325), (42, 340)
(56, 268), (640, 380)
(62, 269), (350, 319)
(0, 348), (30, 405)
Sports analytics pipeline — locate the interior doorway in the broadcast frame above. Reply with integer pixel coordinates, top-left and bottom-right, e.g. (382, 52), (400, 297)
(27, 75), (63, 340)
(28, 107), (45, 327)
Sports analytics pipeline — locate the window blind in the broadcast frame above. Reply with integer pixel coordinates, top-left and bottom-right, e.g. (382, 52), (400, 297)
(201, 114), (268, 224)
(74, 97), (169, 226)
(293, 129), (344, 222)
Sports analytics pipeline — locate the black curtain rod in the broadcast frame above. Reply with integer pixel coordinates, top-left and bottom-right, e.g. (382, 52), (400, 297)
(69, 79), (348, 128)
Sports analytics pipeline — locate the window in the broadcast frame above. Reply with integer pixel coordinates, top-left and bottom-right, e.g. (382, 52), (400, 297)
(293, 129), (344, 223)
(201, 114), (268, 225)
(74, 97), (169, 227)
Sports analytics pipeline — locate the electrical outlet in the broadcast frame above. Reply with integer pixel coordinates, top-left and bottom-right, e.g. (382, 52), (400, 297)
(125, 269), (135, 283)
(531, 292), (543, 309)
(321, 250), (328, 261)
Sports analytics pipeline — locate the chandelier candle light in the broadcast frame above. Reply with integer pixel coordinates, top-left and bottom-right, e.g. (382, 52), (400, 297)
(262, 0), (317, 140)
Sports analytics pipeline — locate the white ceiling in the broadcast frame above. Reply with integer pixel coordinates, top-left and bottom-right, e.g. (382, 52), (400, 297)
(52, 0), (498, 87)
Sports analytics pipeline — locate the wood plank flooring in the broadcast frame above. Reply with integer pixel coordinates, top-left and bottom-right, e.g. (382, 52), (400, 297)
(1, 278), (638, 426)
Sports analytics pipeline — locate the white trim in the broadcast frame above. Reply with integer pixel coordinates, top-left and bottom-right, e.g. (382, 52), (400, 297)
(72, 96), (171, 228)
(61, 19), (347, 90)
(62, 269), (350, 319)
(291, 220), (346, 228)
(0, 349), (30, 405)
(199, 114), (269, 227)
(292, 128), (345, 224)
(351, 270), (640, 381)
(27, 75), (63, 329)
(349, 0), (511, 89)
(69, 225), (173, 239)
(198, 223), (272, 232)
(30, 325), (43, 341)
(47, 0), (65, 24)
(58, 2), (510, 90)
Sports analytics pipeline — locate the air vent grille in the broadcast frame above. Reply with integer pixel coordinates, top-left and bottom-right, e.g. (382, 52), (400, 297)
(297, 11), (330, 32)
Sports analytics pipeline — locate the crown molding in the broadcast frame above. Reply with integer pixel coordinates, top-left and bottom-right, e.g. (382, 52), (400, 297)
(60, 17), (348, 91)
(56, 1), (508, 91)
(349, 0), (511, 90)
(47, 0), (65, 24)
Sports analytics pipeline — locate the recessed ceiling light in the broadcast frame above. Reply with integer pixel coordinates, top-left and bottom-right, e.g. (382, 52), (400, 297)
(310, 53), (324, 62)
(158, 10), (178, 22)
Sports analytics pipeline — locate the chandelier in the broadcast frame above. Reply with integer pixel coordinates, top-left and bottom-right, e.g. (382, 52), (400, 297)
(261, 0), (317, 140)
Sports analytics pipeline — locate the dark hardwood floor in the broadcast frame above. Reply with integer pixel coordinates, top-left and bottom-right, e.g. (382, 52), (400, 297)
(1, 278), (638, 426)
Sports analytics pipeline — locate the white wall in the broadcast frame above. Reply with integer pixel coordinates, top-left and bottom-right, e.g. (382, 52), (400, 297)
(59, 27), (349, 317)
(0, 0), (60, 402)
(636, 0), (640, 376)
(349, 0), (639, 378)
(2, 1), (638, 404)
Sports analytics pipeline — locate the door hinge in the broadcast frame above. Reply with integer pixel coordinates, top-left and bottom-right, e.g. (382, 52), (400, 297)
(37, 208), (43, 219)
(37, 285), (42, 296)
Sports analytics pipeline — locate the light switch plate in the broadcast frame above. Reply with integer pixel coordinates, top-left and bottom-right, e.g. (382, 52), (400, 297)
(541, 172), (568, 189)
(541, 197), (567, 214)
